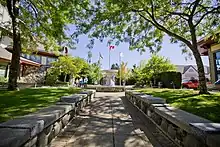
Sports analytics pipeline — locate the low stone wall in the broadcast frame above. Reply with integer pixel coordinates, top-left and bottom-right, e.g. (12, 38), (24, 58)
(125, 90), (220, 147)
(0, 89), (96, 147)
(86, 85), (126, 92)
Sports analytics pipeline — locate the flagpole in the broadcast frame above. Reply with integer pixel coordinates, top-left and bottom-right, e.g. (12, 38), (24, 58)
(109, 47), (111, 69)
(119, 52), (121, 86)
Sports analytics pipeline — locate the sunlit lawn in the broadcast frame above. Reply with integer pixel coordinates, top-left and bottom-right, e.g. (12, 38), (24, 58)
(136, 88), (220, 123)
(0, 87), (81, 123)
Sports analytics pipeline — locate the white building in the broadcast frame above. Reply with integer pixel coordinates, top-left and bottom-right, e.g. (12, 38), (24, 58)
(176, 65), (210, 81)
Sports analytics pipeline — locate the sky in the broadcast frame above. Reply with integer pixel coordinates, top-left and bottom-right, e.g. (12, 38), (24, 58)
(69, 34), (209, 69)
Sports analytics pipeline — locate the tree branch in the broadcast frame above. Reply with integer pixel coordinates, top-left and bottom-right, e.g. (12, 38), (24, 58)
(191, 0), (202, 16)
(28, 0), (38, 18)
(194, 6), (220, 27)
(135, 10), (193, 49)
(165, 11), (189, 21)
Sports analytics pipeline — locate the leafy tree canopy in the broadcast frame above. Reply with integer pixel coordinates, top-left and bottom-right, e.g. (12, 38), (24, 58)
(72, 0), (219, 93)
(88, 61), (102, 84)
(1, 0), (89, 52)
(127, 55), (175, 86)
(49, 56), (89, 78)
(142, 54), (176, 80)
(73, 0), (220, 53)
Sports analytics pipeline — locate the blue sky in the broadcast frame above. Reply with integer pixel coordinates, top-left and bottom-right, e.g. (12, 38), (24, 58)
(69, 35), (209, 69)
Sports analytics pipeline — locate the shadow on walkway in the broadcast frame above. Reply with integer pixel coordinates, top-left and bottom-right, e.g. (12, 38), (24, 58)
(49, 92), (154, 147)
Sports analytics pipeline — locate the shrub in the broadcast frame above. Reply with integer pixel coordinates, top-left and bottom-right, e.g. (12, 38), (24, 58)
(45, 73), (57, 86)
(158, 72), (182, 89)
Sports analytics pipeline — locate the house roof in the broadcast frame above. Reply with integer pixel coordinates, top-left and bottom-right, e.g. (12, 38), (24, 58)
(182, 65), (197, 74)
(0, 45), (11, 61)
(197, 31), (220, 56)
(20, 57), (41, 67)
(176, 65), (210, 75)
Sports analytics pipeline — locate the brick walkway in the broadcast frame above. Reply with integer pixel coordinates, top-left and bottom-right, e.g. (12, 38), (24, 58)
(49, 92), (154, 147)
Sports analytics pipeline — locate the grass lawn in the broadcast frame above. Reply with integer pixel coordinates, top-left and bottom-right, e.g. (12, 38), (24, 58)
(0, 87), (81, 123)
(136, 88), (220, 123)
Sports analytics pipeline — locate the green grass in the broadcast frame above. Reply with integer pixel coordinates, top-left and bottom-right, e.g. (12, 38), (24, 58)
(136, 88), (220, 123)
(0, 87), (81, 123)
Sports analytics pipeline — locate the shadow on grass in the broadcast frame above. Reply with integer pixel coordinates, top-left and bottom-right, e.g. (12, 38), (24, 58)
(0, 87), (81, 123)
(138, 89), (220, 123)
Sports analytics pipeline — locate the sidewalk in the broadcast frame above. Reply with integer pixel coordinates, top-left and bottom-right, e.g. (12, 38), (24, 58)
(50, 92), (153, 147)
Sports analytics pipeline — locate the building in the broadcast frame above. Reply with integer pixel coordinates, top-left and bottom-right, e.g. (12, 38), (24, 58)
(198, 34), (220, 83)
(0, 5), (64, 80)
(176, 65), (210, 81)
(0, 46), (41, 78)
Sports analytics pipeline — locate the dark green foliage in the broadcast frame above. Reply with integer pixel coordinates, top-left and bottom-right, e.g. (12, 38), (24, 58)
(126, 77), (136, 85)
(111, 63), (119, 70)
(45, 73), (57, 86)
(157, 72), (182, 89)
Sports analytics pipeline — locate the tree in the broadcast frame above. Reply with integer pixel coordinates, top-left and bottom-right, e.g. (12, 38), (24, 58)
(87, 50), (92, 63)
(128, 62), (147, 86)
(88, 62), (102, 84)
(111, 63), (119, 70)
(48, 56), (88, 83)
(118, 61), (128, 84)
(142, 54), (176, 84)
(73, 0), (220, 94)
(2, 0), (85, 90)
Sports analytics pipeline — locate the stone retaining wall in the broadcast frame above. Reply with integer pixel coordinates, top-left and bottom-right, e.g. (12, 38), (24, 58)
(0, 89), (96, 147)
(125, 90), (220, 147)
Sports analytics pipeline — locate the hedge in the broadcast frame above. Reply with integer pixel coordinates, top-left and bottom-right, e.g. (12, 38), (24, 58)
(158, 71), (182, 89)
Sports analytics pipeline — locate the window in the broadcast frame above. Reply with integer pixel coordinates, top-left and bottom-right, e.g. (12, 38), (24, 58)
(0, 65), (6, 77)
(46, 57), (56, 65)
(215, 51), (220, 73)
(30, 55), (41, 63)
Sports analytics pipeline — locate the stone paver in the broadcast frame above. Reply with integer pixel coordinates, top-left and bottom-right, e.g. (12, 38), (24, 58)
(49, 92), (153, 147)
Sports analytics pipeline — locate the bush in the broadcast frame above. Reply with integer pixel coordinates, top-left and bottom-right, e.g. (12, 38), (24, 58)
(45, 73), (57, 86)
(126, 77), (136, 85)
(158, 72), (182, 89)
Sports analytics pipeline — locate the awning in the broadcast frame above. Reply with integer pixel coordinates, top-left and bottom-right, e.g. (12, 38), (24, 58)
(20, 57), (41, 67)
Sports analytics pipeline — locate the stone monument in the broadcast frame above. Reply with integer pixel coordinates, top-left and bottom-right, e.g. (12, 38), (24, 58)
(102, 70), (118, 86)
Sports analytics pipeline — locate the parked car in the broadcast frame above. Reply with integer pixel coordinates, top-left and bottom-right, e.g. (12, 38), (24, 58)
(182, 79), (199, 89)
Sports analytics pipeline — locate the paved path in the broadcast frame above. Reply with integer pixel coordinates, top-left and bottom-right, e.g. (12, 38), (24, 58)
(50, 92), (154, 147)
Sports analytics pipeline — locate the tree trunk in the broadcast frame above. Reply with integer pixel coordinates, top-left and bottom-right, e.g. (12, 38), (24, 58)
(7, 0), (21, 90)
(191, 46), (208, 94)
(189, 21), (208, 94)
